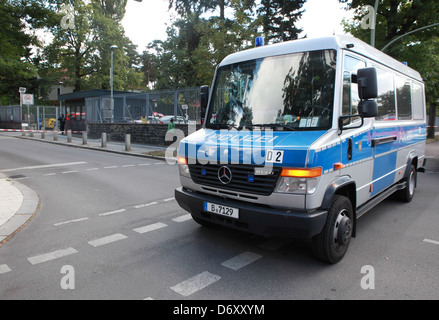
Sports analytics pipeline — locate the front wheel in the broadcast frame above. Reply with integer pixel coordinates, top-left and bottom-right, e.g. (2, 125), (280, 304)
(312, 195), (354, 264)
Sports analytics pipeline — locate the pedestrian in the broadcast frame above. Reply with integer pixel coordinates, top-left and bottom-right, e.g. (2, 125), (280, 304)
(168, 117), (176, 131)
(58, 114), (65, 134)
(166, 117), (176, 146)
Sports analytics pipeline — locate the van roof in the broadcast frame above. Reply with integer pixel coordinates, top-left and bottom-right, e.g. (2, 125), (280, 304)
(219, 35), (422, 82)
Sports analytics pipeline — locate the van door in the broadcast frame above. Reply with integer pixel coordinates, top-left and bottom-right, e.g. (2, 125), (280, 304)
(339, 55), (374, 208)
(370, 66), (399, 197)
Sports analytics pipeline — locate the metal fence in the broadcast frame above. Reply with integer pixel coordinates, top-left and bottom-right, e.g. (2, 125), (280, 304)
(85, 87), (202, 123)
(0, 105), (58, 130)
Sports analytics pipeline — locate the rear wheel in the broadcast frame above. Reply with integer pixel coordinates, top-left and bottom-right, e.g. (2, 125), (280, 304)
(396, 164), (417, 202)
(312, 195), (353, 264)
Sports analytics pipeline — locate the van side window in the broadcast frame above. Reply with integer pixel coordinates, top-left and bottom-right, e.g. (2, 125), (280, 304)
(342, 56), (365, 124)
(412, 82), (425, 120)
(376, 68), (396, 121)
(396, 77), (412, 120)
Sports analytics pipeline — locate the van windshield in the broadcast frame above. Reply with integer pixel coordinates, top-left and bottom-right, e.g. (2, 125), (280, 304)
(206, 49), (337, 131)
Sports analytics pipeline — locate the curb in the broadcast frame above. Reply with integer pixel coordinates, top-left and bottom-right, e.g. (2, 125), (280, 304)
(13, 134), (174, 163)
(0, 180), (40, 246)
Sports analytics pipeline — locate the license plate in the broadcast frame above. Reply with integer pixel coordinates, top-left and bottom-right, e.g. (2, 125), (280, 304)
(204, 202), (239, 219)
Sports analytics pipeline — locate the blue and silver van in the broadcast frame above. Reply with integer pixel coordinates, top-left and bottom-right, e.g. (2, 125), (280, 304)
(175, 36), (427, 263)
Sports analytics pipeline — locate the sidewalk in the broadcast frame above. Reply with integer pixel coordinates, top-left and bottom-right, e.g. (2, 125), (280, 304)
(0, 174), (39, 245)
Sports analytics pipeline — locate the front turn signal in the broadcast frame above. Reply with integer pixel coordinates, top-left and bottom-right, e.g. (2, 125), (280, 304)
(280, 167), (322, 178)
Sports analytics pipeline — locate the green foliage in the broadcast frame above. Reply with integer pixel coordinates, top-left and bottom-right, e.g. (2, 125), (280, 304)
(1, 0), (307, 103)
(0, 0), (53, 104)
(340, 0), (439, 103)
(144, 0), (306, 90)
(258, 0), (305, 43)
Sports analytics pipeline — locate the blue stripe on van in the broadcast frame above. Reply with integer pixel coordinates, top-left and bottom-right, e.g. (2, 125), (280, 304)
(371, 151), (397, 197)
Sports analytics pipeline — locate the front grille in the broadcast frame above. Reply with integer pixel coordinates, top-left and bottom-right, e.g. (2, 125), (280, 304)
(188, 163), (281, 196)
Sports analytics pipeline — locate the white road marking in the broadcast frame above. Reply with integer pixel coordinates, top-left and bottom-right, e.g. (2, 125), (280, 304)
(27, 247), (78, 265)
(133, 222), (167, 234)
(104, 166), (118, 169)
(172, 214), (192, 223)
(0, 161), (87, 173)
(134, 202), (157, 209)
(170, 271), (221, 297)
(221, 251), (262, 270)
(163, 197), (175, 202)
(54, 217), (89, 226)
(99, 209), (126, 217)
(122, 164), (135, 168)
(62, 170), (78, 174)
(0, 264), (12, 274)
(423, 239), (439, 245)
(88, 233), (128, 247)
(138, 163), (151, 166)
(86, 168), (99, 171)
(43, 173), (56, 176)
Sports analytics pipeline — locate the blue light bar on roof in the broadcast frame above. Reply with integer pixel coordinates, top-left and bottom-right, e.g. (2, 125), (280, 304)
(255, 37), (264, 47)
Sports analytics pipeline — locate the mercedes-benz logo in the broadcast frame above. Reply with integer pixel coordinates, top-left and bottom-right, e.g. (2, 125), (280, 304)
(218, 166), (232, 185)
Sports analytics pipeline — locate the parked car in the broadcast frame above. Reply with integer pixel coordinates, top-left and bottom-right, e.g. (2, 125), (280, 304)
(147, 116), (162, 124)
(159, 116), (187, 124)
(130, 116), (147, 124)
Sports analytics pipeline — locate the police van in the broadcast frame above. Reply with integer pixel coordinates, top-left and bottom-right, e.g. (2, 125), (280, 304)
(175, 35), (427, 263)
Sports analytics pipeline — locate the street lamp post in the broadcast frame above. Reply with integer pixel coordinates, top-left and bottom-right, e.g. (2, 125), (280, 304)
(371, 0), (379, 47)
(57, 82), (63, 131)
(110, 45), (118, 123)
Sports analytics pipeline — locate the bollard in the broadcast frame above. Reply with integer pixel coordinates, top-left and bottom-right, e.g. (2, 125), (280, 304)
(125, 134), (131, 152)
(101, 132), (107, 148)
(53, 131), (58, 141)
(67, 130), (72, 143)
(82, 131), (87, 145)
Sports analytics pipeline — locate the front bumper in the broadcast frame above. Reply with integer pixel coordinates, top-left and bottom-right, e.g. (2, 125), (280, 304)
(175, 187), (327, 238)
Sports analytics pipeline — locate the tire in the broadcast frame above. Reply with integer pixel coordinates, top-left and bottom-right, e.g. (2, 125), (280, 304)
(312, 195), (354, 264)
(396, 164), (417, 203)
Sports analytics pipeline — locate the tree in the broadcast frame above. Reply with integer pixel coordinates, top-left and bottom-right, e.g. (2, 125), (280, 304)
(340, 0), (439, 104)
(41, 0), (142, 93)
(258, 0), (306, 43)
(88, 0), (142, 91)
(143, 0), (307, 91)
(0, 0), (55, 104)
(42, 0), (97, 92)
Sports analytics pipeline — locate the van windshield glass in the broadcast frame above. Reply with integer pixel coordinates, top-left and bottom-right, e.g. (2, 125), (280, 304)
(206, 50), (337, 131)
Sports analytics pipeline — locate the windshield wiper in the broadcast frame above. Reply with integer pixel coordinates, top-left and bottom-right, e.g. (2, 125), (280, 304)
(251, 124), (296, 131)
(207, 123), (242, 131)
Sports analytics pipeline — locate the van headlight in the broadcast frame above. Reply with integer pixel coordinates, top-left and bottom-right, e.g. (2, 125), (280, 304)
(274, 167), (322, 195)
(178, 156), (191, 178)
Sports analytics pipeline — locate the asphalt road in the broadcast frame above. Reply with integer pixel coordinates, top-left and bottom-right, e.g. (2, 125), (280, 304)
(0, 134), (438, 300)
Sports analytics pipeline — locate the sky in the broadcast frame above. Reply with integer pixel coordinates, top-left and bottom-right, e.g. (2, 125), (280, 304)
(121, 0), (354, 53)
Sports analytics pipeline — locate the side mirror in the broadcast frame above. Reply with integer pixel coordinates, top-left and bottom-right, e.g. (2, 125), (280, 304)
(357, 68), (378, 118)
(200, 85), (209, 124)
(357, 67), (377, 100)
(339, 67), (378, 133)
(358, 100), (378, 118)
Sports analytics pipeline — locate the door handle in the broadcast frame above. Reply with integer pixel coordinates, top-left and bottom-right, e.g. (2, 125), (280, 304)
(347, 138), (353, 161)
(372, 135), (397, 147)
